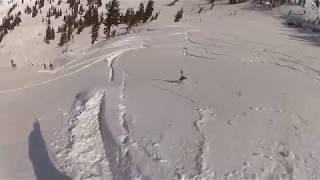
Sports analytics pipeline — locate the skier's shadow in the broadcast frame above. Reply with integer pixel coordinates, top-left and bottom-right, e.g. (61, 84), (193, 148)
(28, 120), (71, 180)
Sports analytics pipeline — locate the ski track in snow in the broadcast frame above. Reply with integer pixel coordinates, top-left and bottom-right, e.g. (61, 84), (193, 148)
(192, 108), (216, 180)
(0, 29), (206, 95)
(0, 37), (145, 95)
(184, 29), (320, 84)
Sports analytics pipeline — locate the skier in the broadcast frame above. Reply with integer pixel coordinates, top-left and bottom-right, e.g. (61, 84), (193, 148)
(179, 70), (187, 82)
(43, 63), (47, 70)
(10, 59), (16, 68)
(49, 63), (53, 70)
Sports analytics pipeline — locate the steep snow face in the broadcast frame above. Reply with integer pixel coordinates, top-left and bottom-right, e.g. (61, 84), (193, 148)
(52, 90), (112, 180)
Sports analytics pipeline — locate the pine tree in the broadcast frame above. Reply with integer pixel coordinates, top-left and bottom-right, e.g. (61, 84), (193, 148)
(77, 17), (84, 34)
(174, 8), (183, 22)
(103, 17), (111, 39)
(44, 25), (55, 43)
(315, 0), (320, 8)
(39, 0), (45, 8)
(111, 29), (116, 37)
(122, 8), (134, 31)
(84, 9), (92, 26)
(59, 31), (68, 46)
(99, 12), (104, 24)
(51, 27), (55, 40)
(104, 0), (120, 38)
(0, 32), (4, 42)
(79, 4), (84, 14)
(105, 0), (120, 26)
(136, 2), (145, 23)
(91, 22), (99, 44)
(91, 7), (99, 44)
(31, 5), (38, 17)
(97, 0), (102, 6)
(123, 8), (130, 24)
(144, 0), (154, 22)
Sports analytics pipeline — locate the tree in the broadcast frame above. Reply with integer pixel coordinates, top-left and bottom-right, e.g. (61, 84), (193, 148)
(103, 17), (111, 39)
(136, 2), (145, 23)
(84, 8), (93, 26)
(44, 25), (55, 43)
(105, 0), (120, 26)
(315, 0), (320, 8)
(91, 22), (99, 44)
(208, 0), (215, 8)
(38, 0), (45, 8)
(91, 8), (99, 44)
(174, 8), (183, 22)
(77, 17), (84, 34)
(104, 0), (120, 38)
(96, 0), (102, 6)
(144, 0), (154, 22)
(52, 27), (55, 40)
(32, 5), (38, 17)
(125, 8), (135, 29)
(59, 31), (68, 46)
(0, 32), (4, 42)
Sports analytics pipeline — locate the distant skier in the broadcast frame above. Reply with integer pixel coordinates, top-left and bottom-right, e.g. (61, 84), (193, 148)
(179, 70), (187, 82)
(10, 59), (17, 68)
(42, 63), (47, 70)
(49, 63), (53, 70)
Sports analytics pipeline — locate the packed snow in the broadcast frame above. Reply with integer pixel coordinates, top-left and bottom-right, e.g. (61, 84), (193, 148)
(2, 0), (320, 179)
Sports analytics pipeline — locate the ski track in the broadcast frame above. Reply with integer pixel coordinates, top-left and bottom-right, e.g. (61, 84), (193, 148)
(184, 29), (320, 84)
(152, 84), (196, 104)
(38, 36), (143, 74)
(0, 39), (145, 95)
(0, 30), (201, 95)
(6, 25), (320, 179)
(192, 108), (215, 180)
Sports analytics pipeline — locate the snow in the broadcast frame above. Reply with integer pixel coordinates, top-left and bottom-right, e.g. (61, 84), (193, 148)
(2, 0), (320, 179)
(52, 90), (112, 180)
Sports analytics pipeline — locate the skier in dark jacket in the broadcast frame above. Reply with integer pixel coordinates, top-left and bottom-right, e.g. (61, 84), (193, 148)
(179, 70), (187, 82)
(49, 63), (53, 70)
(10, 59), (17, 68)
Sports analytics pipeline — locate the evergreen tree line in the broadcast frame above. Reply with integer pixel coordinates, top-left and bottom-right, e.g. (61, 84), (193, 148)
(56, 0), (158, 45)
(0, 3), (21, 43)
(100, 0), (158, 43)
(44, 25), (55, 43)
(1, 0), (158, 46)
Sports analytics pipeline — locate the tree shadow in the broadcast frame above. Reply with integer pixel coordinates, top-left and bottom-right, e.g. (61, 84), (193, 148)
(241, 2), (273, 13)
(28, 120), (71, 180)
(280, 20), (320, 46)
(288, 32), (320, 46)
(242, 2), (320, 47)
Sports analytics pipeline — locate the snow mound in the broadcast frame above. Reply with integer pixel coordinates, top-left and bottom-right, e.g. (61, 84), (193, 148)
(281, 2), (320, 32)
(51, 90), (112, 180)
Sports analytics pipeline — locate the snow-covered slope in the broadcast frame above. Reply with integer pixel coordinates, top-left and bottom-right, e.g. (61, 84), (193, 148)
(2, 0), (320, 179)
(0, 0), (167, 67)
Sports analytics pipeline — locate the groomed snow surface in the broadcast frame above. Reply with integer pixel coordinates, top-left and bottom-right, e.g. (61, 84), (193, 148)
(2, 0), (320, 179)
